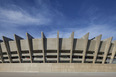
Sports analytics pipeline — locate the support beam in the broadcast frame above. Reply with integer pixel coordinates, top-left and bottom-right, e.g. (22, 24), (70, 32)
(93, 35), (102, 63)
(41, 32), (45, 63)
(110, 40), (116, 64)
(70, 32), (74, 63)
(91, 37), (95, 40)
(14, 34), (23, 63)
(2, 36), (13, 63)
(102, 37), (112, 64)
(57, 31), (59, 63)
(26, 33), (33, 63)
(0, 41), (4, 63)
(82, 33), (89, 63)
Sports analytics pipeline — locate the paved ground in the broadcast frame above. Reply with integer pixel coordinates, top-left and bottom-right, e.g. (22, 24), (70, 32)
(0, 72), (116, 77)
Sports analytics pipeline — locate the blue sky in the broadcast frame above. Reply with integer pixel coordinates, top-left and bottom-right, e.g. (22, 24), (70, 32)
(0, 0), (116, 40)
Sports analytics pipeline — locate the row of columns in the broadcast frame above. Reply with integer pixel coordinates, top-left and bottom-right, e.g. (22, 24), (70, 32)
(0, 32), (116, 64)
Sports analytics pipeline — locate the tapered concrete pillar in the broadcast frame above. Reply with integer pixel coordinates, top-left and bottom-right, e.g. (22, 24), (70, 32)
(41, 32), (45, 63)
(14, 34), (23, 63)
(102, 37), (112, 64)
(57, 31), (59, 63)
(110, 40), (116, 64)
(82, 33), (89, 63)
(26, 33), (33, 63)
(93, 35), (102, 63)
(70, 32), (74, 63)
(2, 36), (13, 63)
(0, 40), (3, 63)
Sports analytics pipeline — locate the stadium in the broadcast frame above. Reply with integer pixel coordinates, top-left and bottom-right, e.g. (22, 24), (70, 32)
(0, 32), (116, 77)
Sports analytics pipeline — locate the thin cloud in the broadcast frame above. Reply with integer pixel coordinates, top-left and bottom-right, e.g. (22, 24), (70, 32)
(0, 8), (52, 26)
(0, 24), (116, 40)
(0, 0), (66, 27)
(47, 25), (116, 40)
(0, 0), (116, 41)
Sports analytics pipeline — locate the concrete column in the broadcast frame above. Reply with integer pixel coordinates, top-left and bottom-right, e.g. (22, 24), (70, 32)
(102, 37), (112, 64)
(2, 36), (13, 63)
(110, 41), (116, 64)
(0, 41), (4, 63)
(57, 31), (59, 63)
(14, 34), (23, 63)
(93, 35), (102, 63)
(26, 33), (33, 63)
(70, 32), (74, 63)
(41, 32), (45, 63)
(82, 33), (89, 63)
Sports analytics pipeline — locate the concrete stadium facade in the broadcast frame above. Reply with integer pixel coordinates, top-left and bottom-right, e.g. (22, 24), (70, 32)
(0, 32), (116, 72)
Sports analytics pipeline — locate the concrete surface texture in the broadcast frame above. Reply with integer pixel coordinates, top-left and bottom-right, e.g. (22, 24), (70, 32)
(0, 32), (116, 64)
(0, 63), (116, 72)
(0, 32), (116, 73)
(0, 72), (116, 77)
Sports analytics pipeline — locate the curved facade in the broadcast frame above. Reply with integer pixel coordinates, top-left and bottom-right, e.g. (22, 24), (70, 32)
(0, 32), (116, 64)
(0, 32), (116, 73)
